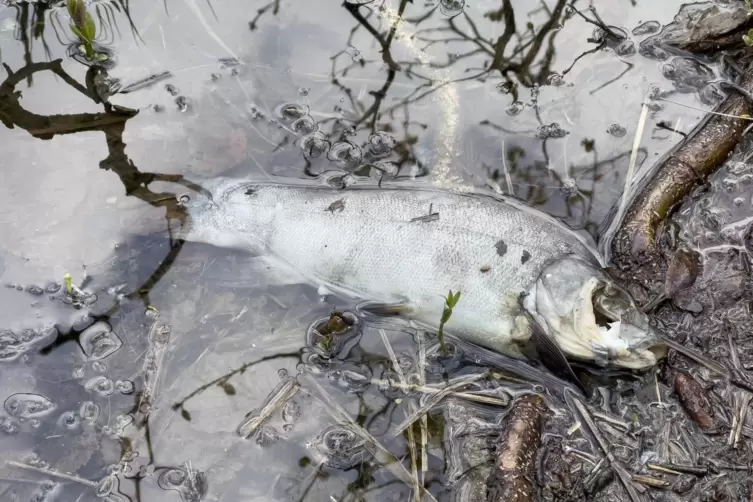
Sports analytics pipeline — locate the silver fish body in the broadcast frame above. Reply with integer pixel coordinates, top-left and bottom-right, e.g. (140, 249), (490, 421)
(183, 178), (666, 370)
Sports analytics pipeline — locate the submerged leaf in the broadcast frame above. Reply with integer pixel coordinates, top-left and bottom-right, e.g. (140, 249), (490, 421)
(180, 407), (192, 421)
(219, 382), (236, 395)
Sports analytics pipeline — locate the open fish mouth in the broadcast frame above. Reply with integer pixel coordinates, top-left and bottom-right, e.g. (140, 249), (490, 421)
(528, 256), (668, 370)
(577, 278), (668, 369)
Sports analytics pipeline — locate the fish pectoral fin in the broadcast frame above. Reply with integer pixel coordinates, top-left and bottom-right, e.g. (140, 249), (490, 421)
(528, 314), (587, 395)
(357, 299), (418, 319)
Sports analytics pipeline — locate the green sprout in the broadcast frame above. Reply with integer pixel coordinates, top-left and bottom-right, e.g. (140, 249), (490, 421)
(437, 290), (461, 356)
(67, 0), (107, 61)
(744, 1), (753, 46)
(63, 273), (73, 295)
(745, 28), (753, 47)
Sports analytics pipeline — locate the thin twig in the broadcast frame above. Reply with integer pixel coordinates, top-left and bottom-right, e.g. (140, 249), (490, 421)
(417, 332), (428, 481)
(500, 139), (514, 196)
(378, 330), (420, 501)
(566, 392), (642, 502)
(237, 378), (299, 439)
(617, 98), (649, 224)
(392, 373), (489, 437)
(5, 461), (97, 487)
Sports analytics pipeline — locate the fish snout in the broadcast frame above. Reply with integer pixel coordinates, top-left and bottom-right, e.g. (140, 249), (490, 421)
(593, 324), (668, 370)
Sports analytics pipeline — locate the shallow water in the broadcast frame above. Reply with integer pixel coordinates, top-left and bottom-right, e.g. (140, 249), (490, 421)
(0, 0), (744, 500)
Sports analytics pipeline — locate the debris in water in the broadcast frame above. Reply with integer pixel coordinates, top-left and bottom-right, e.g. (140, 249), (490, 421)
(236, 377), (299, 439)
(486, 394), (547, 502)
(607, 123), (627, 137)
(505, 101), (524, 116)
(118, 71), (173, 94)
(536, 122), (569, 139)
(632, 20), (661, 36)
(175, 96), (190, 112)
(613, 69), (753, 267)
(640, 2), (753, 56)
(674, 371), (714, 429)
(58, 411), (80, 429)
(79, 321), (123, 360)
(157, 464), (207, 502)
(631, 474), (670, 489)
(80, 401), (100, 423)
(307, 311), (362, 357)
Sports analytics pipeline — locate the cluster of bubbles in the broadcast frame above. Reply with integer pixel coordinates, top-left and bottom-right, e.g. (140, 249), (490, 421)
(439, 0), (465, 18)
(0, 393), (57, 435)
(676, 159), (753, 252)
(273, 100), (401, 182)
(0, 316), (134, 438)
(535, 122), (569, 139)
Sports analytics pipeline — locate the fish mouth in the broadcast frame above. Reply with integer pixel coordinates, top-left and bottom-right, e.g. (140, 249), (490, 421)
(574, 278), (667, 370)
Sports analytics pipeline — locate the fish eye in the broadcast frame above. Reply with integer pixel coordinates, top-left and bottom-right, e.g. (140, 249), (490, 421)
(178, 194), (191, 204)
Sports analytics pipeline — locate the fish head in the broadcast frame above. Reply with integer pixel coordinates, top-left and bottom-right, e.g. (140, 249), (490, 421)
(525, 256), (668, 370)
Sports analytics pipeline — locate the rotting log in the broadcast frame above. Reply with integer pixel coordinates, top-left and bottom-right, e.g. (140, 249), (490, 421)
(486, 394), (547, 502)
(613, 72), (753, 268)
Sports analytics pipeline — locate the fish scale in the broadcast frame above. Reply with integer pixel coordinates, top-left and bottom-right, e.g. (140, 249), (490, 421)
(187, 180), (602, 358)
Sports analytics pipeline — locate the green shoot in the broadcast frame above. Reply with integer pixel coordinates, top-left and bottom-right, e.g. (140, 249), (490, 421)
(437, 290), (461, 356)
(67, 0), (107, 61)
(63, 273), (73, 295)
(744, 1), (753, 46)
(745, 28), (753, 47)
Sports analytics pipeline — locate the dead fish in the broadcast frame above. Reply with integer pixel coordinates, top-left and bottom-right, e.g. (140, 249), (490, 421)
(486, 394), (547, 502)
(674, 371), (715, 429)
(182, 179), (668, 370)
